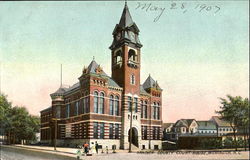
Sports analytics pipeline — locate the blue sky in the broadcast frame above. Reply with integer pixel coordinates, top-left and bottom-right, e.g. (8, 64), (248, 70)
(0, 1), (249, 122)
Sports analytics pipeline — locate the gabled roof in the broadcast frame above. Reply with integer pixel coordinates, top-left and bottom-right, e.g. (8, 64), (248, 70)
(211, 116), (231, 127)
(174, 119), (196, 128)
(142, 74), (162, 90)
(197, 121), (217, 130)
(162, 123), (174, 129)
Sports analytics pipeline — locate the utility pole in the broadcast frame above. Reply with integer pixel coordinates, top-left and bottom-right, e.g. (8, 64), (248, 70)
(54, 119), (57, 151)
(128, 98), (133, 153)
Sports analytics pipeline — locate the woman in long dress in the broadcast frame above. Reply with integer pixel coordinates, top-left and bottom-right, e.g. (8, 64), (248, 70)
(90, 142), (96, 154)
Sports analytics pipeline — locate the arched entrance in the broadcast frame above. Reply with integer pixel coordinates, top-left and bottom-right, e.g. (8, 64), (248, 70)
(128, 127), (138, 147)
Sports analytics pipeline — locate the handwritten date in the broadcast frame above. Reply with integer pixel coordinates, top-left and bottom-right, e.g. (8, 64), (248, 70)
(135, 2), (221, 22)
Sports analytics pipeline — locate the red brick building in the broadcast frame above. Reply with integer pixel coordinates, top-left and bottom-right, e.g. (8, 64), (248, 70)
(40, 3), (163, 150)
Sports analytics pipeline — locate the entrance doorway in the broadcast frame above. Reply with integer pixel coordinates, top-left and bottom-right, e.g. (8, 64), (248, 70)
(128, 127), (138, 147)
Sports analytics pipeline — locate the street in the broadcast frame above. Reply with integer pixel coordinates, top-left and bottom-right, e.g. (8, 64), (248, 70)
(0, 145), (249, 160)
(0, 145), (75, 160)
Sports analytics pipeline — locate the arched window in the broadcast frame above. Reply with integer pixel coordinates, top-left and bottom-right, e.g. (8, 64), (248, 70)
(114, 96), (119, 116)
(153, 102), (157, 119)
(128, 49), (137, 61)
(99, 92), (105, 114)
(114, 50), (122, 64)
(94, 91), (98, 113)
(109, 95), (114, 115)
(75, 101), (79, 116)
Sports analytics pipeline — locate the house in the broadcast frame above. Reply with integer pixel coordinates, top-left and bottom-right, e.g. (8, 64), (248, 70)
(170, 119), (198, 140)
(211, 116), (234, 136)
(40, 3), (163, 150)
(162, 123), (174, 140)
(197, 121), (217, 136)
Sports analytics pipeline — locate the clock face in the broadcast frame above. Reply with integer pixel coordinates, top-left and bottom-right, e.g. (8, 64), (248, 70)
(130, 32), (136, 41)
(116, 32), (121, 41)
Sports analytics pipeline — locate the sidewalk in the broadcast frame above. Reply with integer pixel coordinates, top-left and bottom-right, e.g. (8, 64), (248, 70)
(13, 144), (128, 157)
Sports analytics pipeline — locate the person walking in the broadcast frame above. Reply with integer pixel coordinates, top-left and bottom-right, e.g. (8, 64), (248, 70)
(95, 141), (99, 154)
(91, 142), (96, 154)
(83, 142), (89, 156)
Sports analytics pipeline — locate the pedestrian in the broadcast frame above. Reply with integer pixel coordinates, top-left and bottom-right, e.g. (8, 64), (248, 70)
(83, 142), (89, 156)
(95, 141), (99, 154)
(91, 142), (96, 154)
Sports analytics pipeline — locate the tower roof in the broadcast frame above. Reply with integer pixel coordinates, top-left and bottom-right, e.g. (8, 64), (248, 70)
(118, 2), (134, 29)
(85, 59), (108, 76)
(142, 74), (162, 90)
(143, 74), (156, 89)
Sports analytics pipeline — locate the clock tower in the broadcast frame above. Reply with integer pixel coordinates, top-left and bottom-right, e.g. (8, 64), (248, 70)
(110, 2), (143, 149)
(110, 2), (142, 95)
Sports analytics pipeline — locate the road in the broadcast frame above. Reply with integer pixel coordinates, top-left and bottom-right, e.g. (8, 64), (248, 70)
(0, 145), (249, 160)
(0, 145), (75, 160)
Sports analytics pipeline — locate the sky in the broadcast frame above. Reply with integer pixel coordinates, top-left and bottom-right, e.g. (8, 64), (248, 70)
(0, 1), (249, 123)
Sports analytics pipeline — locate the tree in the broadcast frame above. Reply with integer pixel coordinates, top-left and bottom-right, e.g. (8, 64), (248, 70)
(0, 93), (40, 144)
(0, 93), (12, 144)
(216, 95), (250, 151)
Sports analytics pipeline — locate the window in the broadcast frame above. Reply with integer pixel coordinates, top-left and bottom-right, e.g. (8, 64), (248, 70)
(114, 96), (119, 116)
(134, 97), (138, 112)
(157, 127), (160, 139)
(75, 101), (79, 116)
(128, 96), (132, 112)
(153, 102), (156, 119)
(144, 101), (147, 118)
(153, 102), (160, 120)
(56, 106), (61, 118)
(85, 96), (89, 113)
(66, 104), (70, 118)
(82, 98), (85, 114)
(143, 126), (147, 140)
(157, 103), (160, 120)
(93, 122), (98, 139)
(153, 127), (156, 140)
(109, 95), (114, 115)
(141, 101), (143, 118)
(128, 49), (137, 61)
(100, 123), (104, 139)
(94, 91), (99, 113)
(99, 92), (104, 114)
(109, 124), (114, 139)
(130, 74), (135, 85)
(114, 50), (122, 64)
(115, 124), (119, 139)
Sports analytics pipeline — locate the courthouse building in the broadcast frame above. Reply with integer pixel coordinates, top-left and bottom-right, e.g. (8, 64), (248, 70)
(40, 3), (163, 150)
